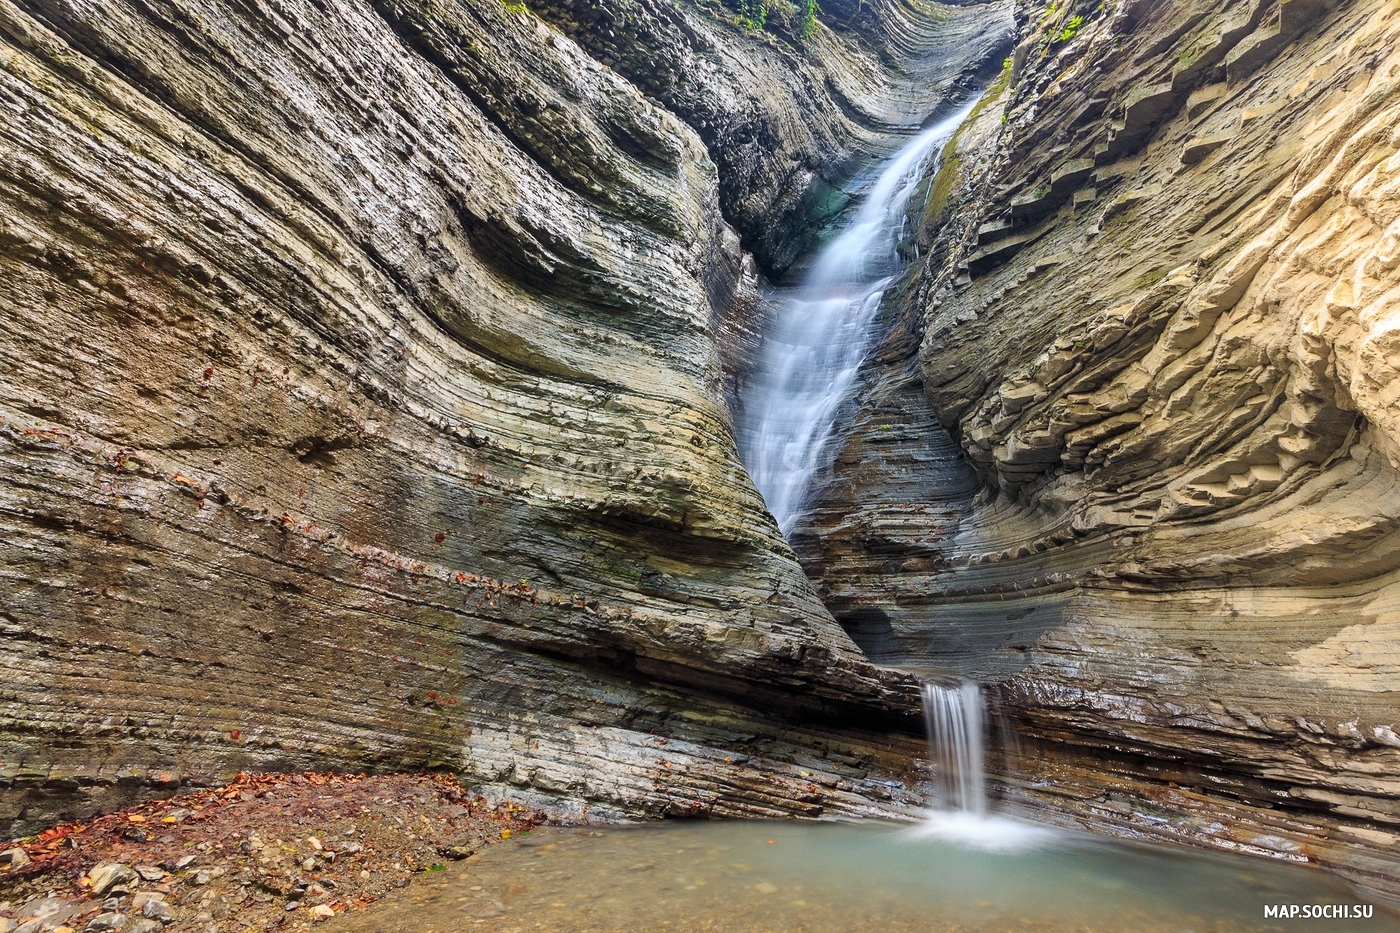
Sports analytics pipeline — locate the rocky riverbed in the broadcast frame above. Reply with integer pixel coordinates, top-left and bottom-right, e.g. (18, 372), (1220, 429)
(0, 772), (542, 932)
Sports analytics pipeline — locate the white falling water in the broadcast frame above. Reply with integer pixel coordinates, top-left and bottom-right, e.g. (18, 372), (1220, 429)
(739, 98), (979, 536)
(921, 680), (987, 814)
(911, 678), (1057, 851)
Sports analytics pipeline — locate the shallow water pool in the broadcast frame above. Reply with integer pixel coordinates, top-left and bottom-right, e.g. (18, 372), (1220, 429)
(333, 817), (1398, 932)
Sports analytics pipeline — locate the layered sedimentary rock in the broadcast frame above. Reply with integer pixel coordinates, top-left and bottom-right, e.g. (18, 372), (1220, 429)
(0, 0), (1010, 831)
(801, 0), (1400, 902)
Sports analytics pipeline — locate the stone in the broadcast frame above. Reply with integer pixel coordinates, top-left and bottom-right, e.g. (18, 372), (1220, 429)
(125, 922), (162, 933)
(138, 900), (174, 924)
(439, 844), (475, 860)
(12, 897), (76, 931)
(83, 914), (125, 932)
(132, 868), (165, 883)
(310, 906), (335, 921)
(0, 849), (30, 870)
(87, 865), (138, 898)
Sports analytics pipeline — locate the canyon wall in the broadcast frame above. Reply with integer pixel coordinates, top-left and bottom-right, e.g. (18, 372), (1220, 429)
(0, 0), (1009, 831)
(801, 0), (1400, 902)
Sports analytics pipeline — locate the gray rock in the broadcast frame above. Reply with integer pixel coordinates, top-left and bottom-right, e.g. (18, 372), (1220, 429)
(132, 867), (166, 882)
(84, 913), (126, 932)
(0, 849), (30, 870)
(125, 921), (163, 933)
(139, 900), (174, 923)
(88, 864), (138, 897)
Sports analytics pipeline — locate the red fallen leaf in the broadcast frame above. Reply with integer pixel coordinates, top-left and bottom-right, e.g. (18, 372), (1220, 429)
(203, 367), (213, 380)
(230, 729), (240, 740)
(434, 533), (445, 543)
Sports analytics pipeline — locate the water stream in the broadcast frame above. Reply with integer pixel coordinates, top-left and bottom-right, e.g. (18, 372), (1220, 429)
(737, 97), (979, 535)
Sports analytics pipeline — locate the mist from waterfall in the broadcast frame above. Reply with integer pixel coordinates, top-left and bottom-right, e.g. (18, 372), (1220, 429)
(737, 97), (979, 537)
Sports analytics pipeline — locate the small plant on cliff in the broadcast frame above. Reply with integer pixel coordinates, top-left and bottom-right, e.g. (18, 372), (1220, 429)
(737, 0), (768, 29)
(1056, 14), (1083, 42)
(800, 0), (818, 36)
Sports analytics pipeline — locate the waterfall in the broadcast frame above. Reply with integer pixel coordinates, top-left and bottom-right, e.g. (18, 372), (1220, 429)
(738, 97), (980, 536)
(911, 678), (1056, 850)
(922, 680), (987, 814)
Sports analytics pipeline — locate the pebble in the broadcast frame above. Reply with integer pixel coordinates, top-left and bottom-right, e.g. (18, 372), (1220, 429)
(126, 922), (162, 933)
(132, 868), (166, 882)
(311, 905), (335, 921)
(285, 902), (301, 912)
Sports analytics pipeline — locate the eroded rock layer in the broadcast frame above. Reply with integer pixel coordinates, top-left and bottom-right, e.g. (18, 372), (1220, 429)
(0, 0), (1010, 831)
(801, 0), (1400, 901)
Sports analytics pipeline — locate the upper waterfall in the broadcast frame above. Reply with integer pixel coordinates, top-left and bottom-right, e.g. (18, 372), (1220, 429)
(737, 98), (979, 536)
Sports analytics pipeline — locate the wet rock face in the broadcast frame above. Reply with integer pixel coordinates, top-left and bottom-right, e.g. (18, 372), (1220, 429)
(0, 0), (1010, 830)
(801, 0), (1400, 901)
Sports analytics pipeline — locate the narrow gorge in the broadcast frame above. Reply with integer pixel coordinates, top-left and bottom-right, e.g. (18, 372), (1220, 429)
(3, 0), (1400, 919)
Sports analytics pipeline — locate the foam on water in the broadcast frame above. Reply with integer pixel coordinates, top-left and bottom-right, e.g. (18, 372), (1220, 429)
(904, 810), (1060, 852)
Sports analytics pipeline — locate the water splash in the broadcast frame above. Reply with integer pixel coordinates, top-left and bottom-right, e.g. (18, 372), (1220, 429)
(738, 97), (980, 536)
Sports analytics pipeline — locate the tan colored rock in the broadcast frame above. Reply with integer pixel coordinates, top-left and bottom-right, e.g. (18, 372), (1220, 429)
(801, 0), (1400, 905)
(0, 0), (1008, 833)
